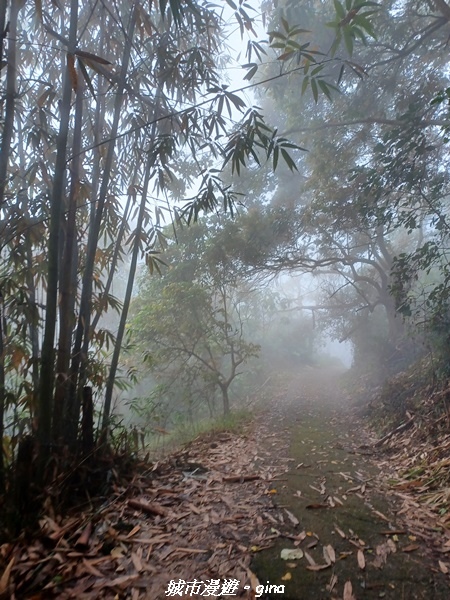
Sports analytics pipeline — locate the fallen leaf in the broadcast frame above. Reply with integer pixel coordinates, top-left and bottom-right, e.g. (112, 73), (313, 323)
(357, 549), (365, 569)
(82, 558), (104, 578)
(324, 544), (336, 564)
(101, 574), (140, 589)
(343, 580), (356, 600)
(371, 509), (390, 522)
(110, 546), (125, 559)
(131, 552), (143, 572)
(284, 509), (299, 527)
(327, 573), (338, 592)
(126, 524), (141, 538)
(387, 538), (397, 553)
(306, 563), (331, 571)
(304, 551), (316, 566)
(439, 560), (449, 574)
(280, 548), (304, 560)
(281, 572), (292, 581)
(402, 544), (419, 553)
(247, 568), (260, 593)
(0, 557), (14, 594)
(335, 525), (346, 538)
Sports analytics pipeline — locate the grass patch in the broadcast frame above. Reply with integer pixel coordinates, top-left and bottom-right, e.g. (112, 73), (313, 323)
(144, 408), (254, 458)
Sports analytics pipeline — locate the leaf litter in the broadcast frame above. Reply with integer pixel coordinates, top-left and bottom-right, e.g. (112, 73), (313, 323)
(3, 368), (450, 599)
(0, 422), (289, 599)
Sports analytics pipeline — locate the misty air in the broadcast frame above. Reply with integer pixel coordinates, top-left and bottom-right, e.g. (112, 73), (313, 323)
(0, 1), (449, 599)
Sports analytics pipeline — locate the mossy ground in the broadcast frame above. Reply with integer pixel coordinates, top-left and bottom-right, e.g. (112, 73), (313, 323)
(251, 368), (449, 599)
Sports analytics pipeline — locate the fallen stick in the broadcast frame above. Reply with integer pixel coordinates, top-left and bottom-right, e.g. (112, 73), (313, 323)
(127, 499), (168, 517)
(75, 521), (93, 550)
(374, 415), (415, 447)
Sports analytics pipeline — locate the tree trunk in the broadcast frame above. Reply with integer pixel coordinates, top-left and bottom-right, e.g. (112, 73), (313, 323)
(53, 71), (84, 443)
(81, 386), (94, 457)
(101, 157), (152, 433)
(0, 0), (7, 70)
(66, 3), (137, 447)
(0, 0), (18, 492)
(219, 382), (230, 417)
(0, 0), (20, 209)
(37, 0), (79, 472)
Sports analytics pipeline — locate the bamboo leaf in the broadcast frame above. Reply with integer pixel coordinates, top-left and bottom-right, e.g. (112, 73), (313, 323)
(74, 49), (112, 65)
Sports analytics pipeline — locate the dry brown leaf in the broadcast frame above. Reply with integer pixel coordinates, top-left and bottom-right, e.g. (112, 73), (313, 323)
(75, 521), (92, 550)
(284, 509), (299, 527)
(439, 560), (449, 574)
(82, 558), (104, 578)
(343, 580), (356, 600)
(357, 549), (365, 570)
(324, 544), (336, 564)
(247, 568), (260, 593)
(131, 552), (143, 572)
(305, 563), (331, 571)
(371, 509), (390, 522)
(126, 525), (141, 538)
(0, 557), (14, 594)
(101, 574), (140, 589)
(402, 544), (419, 553)
(304, 551), (316, 566)
(387, 539), (397, 553)
(327, 573), (338, 592)
(334, 525), (346, 538)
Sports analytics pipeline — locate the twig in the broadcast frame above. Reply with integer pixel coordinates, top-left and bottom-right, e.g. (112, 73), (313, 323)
(374, 415), (415, 447)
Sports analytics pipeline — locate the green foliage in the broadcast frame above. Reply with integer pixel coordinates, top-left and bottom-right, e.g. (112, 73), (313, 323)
(1, 0), (313, 486)
(129, 217), (262, 418)
(327, 0), (378, 56)
(234, 0), (450, 380)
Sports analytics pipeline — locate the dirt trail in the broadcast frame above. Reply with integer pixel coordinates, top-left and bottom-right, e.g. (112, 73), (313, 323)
(251, 367), (449, 599)
(5, 368), (450, 599)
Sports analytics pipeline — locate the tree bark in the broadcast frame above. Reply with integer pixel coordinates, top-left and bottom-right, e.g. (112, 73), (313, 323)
(53, 70), (84, 443)
(37, 0), (79, 471)
(0, 0), (20, 209)
(219, 382), (230, 417)
(0, 0), (7, 70)
(66, 3), (137, 447)
(101, 157), (152, 433)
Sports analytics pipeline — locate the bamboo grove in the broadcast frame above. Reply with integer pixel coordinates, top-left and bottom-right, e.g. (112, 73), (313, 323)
(0, 0), (380, 501)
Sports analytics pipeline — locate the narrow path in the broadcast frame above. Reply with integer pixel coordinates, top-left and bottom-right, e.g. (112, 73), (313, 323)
(5, 368), (450, 599)
(251, 368), (449, 599)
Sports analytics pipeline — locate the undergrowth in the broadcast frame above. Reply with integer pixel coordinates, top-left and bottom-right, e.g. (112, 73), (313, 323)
(145, 408), (254, 459)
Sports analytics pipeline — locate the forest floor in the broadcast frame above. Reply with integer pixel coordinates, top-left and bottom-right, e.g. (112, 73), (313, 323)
(2, 367), (450, 599)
